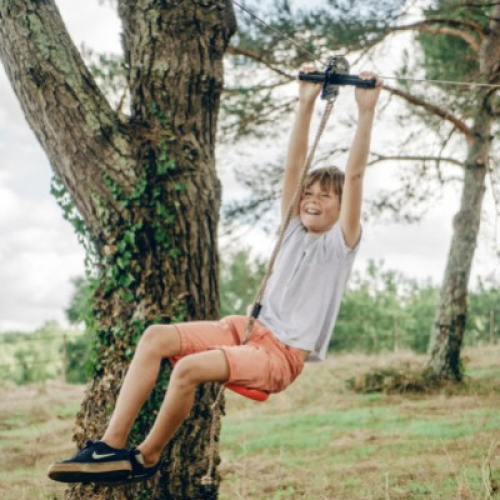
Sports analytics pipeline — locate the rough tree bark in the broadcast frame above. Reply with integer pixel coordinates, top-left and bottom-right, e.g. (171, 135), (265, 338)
(427, 4), (500, 381)
(0, 1), (236, 498)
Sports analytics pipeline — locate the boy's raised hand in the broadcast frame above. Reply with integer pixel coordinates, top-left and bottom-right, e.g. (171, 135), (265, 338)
(355, 71), (383, 112)
(298, 62), (322, 105)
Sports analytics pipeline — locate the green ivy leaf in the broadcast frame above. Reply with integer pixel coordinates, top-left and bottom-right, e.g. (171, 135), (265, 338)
(119, 274), (135, 287)
(169, 248), (181, 259)
(122, 290), (135, 303)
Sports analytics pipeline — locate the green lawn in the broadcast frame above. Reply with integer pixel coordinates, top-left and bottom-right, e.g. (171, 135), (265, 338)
(0, 346), (499, 499)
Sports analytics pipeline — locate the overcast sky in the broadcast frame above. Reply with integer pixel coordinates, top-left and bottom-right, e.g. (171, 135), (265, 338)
(0, 1), (498, 332)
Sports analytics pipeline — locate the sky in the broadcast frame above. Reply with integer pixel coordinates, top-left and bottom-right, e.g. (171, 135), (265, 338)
(0, 1), (498, 332)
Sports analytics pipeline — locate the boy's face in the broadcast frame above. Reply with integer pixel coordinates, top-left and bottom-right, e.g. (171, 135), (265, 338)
(299, 181), (340, 235)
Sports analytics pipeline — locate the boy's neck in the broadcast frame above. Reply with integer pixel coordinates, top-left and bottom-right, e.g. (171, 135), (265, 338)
(305, 229), (322, 238)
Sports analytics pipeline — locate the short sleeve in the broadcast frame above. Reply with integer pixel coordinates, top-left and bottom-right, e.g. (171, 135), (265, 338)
(325, 222), (362, 260)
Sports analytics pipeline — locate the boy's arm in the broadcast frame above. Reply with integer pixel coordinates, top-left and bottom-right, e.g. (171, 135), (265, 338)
(340, 72), (382, 248)
(281, 63), (321, 225)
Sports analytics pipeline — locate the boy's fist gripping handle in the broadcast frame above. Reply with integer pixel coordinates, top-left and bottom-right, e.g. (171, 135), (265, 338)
(298, 56), (376, 100)
(298, 72), (377, 88)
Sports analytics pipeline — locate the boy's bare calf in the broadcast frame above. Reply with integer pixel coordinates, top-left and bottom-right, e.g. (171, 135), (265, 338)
(101, 325), (180, 448)
(102, 325), (229, 466)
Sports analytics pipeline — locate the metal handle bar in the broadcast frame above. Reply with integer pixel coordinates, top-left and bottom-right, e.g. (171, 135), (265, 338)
(299, 72), (377, 88)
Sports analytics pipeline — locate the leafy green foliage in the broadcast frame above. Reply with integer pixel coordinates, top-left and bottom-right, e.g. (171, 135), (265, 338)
(333, 260), (437, 353)
(335, 261), (500, 353)
(0, 321), (82, 385)
(65, 335), (93, 384)
(418, 1), (486, 82)
(50, 101), (186, 372)
(222, 0), (406, 140)
(416, 0), (491, 119)
(63, 277), (99, 383)
(51, 176), (97, 271)
(1, 254), (497, 386)
(219, 250), (499, 355)
(220, 247), (267, 316)
(466, 276), (500, 346)
(65, 276), (97, 325)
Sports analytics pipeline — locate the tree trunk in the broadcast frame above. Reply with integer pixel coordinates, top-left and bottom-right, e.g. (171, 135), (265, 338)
(427, 5), (500, 381)
(0, 1), (236, 498)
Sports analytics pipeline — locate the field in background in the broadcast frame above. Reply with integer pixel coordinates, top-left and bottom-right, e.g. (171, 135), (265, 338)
(0, 346), (499, 500)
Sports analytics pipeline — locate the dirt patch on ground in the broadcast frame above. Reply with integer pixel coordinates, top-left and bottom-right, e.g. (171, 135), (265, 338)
(1, 347), (500, 500)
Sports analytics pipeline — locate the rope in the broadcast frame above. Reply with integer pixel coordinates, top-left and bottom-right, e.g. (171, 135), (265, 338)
(200, 0), (500, 487)
(200, 384), (224, 486)
(245, 99), (335, 342)
(231, 0), (500, 90)
(200, 98), (336, 488)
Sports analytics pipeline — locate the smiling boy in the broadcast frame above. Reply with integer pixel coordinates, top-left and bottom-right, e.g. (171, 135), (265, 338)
(257, 63), (382, 361)
(47, 64), (382, 485)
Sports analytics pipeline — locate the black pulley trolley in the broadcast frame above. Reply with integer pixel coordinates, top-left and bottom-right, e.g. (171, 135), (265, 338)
(298, 56), (377, 100)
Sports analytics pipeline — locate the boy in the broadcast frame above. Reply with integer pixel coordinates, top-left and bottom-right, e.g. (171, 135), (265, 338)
(48, 64), (382, 484)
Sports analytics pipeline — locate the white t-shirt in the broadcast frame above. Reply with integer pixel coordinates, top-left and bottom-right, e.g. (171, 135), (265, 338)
(258, 217), (360, 361)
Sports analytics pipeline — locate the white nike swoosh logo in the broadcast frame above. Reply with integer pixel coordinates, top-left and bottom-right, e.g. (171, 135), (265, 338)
(92, 452), (116, 460)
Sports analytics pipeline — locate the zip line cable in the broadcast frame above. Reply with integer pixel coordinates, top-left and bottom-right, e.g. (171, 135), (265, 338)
(232, 0), (500, 90)
(232, 0), (327, 68)
(380, 75), (500, 88)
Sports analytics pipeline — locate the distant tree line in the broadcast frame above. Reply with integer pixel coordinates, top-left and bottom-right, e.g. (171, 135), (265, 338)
(219, 248), (500, 355)
(0, 320), (89, 385)
(1, 249), (498, 386)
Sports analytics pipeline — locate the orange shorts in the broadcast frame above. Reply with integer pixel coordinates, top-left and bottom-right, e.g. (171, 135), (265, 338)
(174, 315), (305, 393)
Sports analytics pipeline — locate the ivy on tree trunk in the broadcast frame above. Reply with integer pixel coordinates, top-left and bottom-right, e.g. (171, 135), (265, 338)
(0, 1), (236, 498)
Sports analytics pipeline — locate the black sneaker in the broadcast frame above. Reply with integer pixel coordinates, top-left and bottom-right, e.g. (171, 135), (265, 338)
(47, 440), (132, 483)
(126, 448), (161, 483)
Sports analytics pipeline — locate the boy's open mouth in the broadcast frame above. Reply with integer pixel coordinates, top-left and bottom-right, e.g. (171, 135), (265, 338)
(305, 207), (321, 215)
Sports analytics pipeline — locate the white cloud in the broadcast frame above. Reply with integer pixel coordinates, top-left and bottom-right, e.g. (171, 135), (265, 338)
(0, 0), (497, 333)
(56, 0), (122, 53)
(0, 187), (85, 330)
(0, 1), (117, 332)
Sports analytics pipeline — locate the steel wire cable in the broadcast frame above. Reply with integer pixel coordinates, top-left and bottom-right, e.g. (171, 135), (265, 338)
(232, 0), (500, 90)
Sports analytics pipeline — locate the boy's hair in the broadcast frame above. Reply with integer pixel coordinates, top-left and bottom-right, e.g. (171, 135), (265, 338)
(303, 166), (345, 203)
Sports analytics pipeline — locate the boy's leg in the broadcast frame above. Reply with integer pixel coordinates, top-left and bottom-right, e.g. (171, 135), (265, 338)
(101, 324), (181, 449)
(137, 349), (229, 466)
(48, 317), (240, 483)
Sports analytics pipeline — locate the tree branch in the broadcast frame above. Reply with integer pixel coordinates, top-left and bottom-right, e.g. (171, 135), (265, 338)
(219, 97), (296, 139)
(383, 84), (474, 141)
(0, 0), (133, 229)
(423, 17), (485, 39)
(223, 79), (291, 94)
(368, 153), (464, 168)
(392, 20), (482, 53)
(439, 1), (500, 10)
(226, 44), (295, 79)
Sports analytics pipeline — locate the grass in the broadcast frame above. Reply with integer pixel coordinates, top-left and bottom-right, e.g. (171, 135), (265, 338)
(219, 345), (500, 499)
(0, 346), (499, 499)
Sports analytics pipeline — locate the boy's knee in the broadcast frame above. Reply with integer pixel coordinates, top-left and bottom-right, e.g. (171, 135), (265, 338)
(171, 358), (199, 387)
(172, 351), (229, 386)
(139, 325), (179, 356)
(140, 325), (161, 347)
